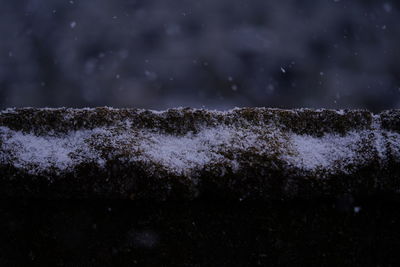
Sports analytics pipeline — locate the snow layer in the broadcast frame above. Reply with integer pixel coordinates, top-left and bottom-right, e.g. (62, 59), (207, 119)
(1, 120), (399, 177)
(0, 126), (105, 175)
(1, 108), (400, 180)
(137, 125), (281, 175)
(286, 131), (367, 173)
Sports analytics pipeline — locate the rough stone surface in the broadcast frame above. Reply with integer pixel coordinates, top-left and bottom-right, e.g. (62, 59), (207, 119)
(0, 107), (399, 200)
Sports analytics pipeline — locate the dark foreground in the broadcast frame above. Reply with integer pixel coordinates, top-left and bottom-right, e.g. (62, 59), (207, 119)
(1, 196), (400, 266)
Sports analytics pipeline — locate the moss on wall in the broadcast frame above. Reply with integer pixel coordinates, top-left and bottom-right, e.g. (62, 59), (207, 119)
(0, 107), (399, 200)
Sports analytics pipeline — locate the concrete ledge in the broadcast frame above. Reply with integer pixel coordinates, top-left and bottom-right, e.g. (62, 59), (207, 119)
(1, 107), (399, 200)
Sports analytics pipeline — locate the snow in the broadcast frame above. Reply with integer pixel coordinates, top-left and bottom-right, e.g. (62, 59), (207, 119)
(0, 123), (270, 176)
(385, 131), (400, 158)
(137, 125), (266, 175)
(140, 129), (225, 174)
(1, 109), (399, 177)
(286, 131), (366, 172)
(0, 126), (105, 175)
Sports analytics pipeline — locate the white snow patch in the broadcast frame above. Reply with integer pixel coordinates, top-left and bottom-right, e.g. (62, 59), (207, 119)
(385, 131), (400, 158)
(372, 115), (386, 161)
(1, 120), (400, 177)
(0, 127), (104, 175)
(336, 109), (345, 115)
(137, 126), (264, 175)
(285, 131), (365, 172)
(0, 124), (274, 176)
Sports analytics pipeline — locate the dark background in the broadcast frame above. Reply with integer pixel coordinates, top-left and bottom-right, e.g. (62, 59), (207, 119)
(1, 198), (400, 266)
(0, 0), (399, 111)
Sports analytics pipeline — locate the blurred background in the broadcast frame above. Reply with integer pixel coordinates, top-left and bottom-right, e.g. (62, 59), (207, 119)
(0, 0), (399, 111)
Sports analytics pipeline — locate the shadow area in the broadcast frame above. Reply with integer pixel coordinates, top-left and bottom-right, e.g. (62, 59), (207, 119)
(0, 196), (400, 266)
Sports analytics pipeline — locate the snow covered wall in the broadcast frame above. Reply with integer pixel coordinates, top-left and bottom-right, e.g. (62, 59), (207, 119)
(0, 107), (400, 200)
